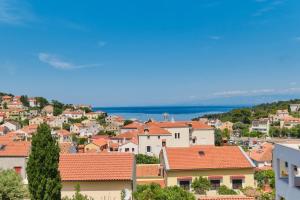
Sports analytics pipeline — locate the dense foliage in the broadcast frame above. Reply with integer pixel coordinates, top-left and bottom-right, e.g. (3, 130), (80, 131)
(36, 97), (49, 108)
(135, 154), (160, 164)
(0, 169), (27, 200)
(133, 184), (195, 200)
(198, 99), (300, 123)
(270, 125), (300, 138)
(217, 185), (238, 195)
(191, 176), (211, 194)
(255, 170), (275, 189)
(26, 124), (61, 200)
(20, 95), (29, 107)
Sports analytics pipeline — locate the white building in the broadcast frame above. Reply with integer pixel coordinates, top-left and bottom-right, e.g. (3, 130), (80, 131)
(250, 118), (270, 135)
(273, 143), (300, 200)
(290, 104), (300, 112)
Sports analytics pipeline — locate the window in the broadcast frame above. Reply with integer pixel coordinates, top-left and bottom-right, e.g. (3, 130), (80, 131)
(162, 141), (166, 147)
(210, 180), (221, 190)
(147, 136), (150, 139)
(125, 148), (129, 152)
(179, 180), (190, 191)
(158, 136), (160, 139)
(232, 179), (243, 189)
(14, 166), (22, 175)
(146, 146), (151, 153)
(285, 162), (288, 168)
(192, 138), (196, 144)
(175, 133), (180, 139)
(132, 148), (135, 152)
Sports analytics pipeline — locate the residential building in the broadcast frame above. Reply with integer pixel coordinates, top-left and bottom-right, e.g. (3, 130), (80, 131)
(59, 153), (136, 200)
(121, 122), (144, 133)
(248, 142), (273, 169)
(84, 138), (108, 152)
(42, 105), (54, 116)
(290, 104), (300, 112)
(2, 95), (12, 103)
(0, 113), (5, 123)
(0, 135), (31, 183)
(55, 129), (72, 143)
(118, 140), (139, 154)
(29, 116), (45, 126)
(160, 146), (255, 191)
(47, 115), (68, 128)
(0, 126), (9, 135)
(138, 125), (172, 156)
(273, 142), (300, 200)
(250, 118), (270, 135)
(85, 112), (105, 120)
(70, 123), (83, 134)
(136, 164), (165, 187)
(2, 121), (21, 131)
(280, 117), (300, 129)
(63, 110), (84, 119)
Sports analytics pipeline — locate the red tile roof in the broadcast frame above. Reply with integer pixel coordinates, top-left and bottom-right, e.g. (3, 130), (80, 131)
(138, 125), (171, 136)
(113, 130), (139, 139)
(198, 196), (254, 200)
(164, 146), (254, 170)
(248, 143), (273, 162)
(92, 138), (108, 147)
(0, 139), (30, 157)
(59, 153), (134, 181)
(148, 121), (189, 128)
(137, 164), (162, 177)
(57, 129), (71, 136)
(122, 122), (144, 129)
(187, 121), (214, 129)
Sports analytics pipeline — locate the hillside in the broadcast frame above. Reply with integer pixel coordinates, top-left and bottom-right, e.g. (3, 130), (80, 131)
(196, 99), (300, 124)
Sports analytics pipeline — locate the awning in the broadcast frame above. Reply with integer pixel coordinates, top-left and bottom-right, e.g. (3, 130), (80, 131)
(177, 176), (192, 181)
(208, 176), (223, 180)
(230, 175), (245, 180)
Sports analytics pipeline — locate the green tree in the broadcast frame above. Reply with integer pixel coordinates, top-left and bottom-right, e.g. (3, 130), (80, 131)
(36, 97), (49, 109)
(3, 102), (8, 109)
(20, 95), (29, 107)
(26, 123), (61, 200)
(0, 169), (27, 200)
(191, 176), (211, 195)
(63, 123), (71, 131)
(164, 186), (195, 200)
(124, 120), (133, 126)
(133, 184), (195, 200)
(217, 185), (237, 195)
(255, 170), (275, 189)
(135, 154), (160, 164)
(214, 129), (223, 146)
(52, 100), (64, 116)
(62, 184), (94, 200)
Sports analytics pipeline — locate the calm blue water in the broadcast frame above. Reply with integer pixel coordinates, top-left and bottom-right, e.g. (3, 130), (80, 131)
(93, 106), (242, 121)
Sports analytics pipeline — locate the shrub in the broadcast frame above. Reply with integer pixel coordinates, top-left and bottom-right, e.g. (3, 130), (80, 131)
(217, 185), (238, 195)
(191, 176), (211, 194)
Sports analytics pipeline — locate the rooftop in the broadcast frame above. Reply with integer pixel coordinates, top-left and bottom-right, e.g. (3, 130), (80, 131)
(59, 153), (134, 181)
(164, 146), (255, 170)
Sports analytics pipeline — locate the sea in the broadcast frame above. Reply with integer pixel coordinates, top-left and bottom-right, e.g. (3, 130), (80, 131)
(93, 105), (242, 121)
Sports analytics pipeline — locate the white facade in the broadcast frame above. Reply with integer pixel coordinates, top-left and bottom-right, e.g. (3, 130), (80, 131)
(273, 143), (300, 200)
(119, 142), (138, 154)
(138, 134), (171, 157)
(250, 119), (270, 135)
(190, 129), (215, 145)
(290, 104), (300, 112)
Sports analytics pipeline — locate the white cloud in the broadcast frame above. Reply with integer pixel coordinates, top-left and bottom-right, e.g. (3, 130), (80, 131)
(209, 35), (222, 40)
(38, 53), (100, 70)
(97, 41), (107, 47)
(0, 0), (34, 25)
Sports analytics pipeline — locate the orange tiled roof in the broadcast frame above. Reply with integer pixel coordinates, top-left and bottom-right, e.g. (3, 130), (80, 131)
(137, 164), (162, 177)
(199, 196), (254, 200)
(0, 140), (30, 157)
(138, 125), (171, 136)
(113, 130), (139, 139)
(164, 146), (254, 170)
(60, 142), (74, 154)
(187, 121), (214, 129)
(148, 121), (189, 128)
(249, 143), (273, 162)
(122, 122), (144, 129)
(92, 138), (108, 147)
(59, 153), (134, 181)
(57, 129), (71, 136)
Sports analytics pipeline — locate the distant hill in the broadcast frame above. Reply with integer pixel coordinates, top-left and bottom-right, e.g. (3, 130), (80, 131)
(195, 99), (300, 124)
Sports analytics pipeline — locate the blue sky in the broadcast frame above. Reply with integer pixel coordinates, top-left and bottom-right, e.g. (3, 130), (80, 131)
(1, 0), (300, 106)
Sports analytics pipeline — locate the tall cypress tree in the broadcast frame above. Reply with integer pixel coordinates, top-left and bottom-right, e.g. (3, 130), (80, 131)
(26, 123), (61, 200)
